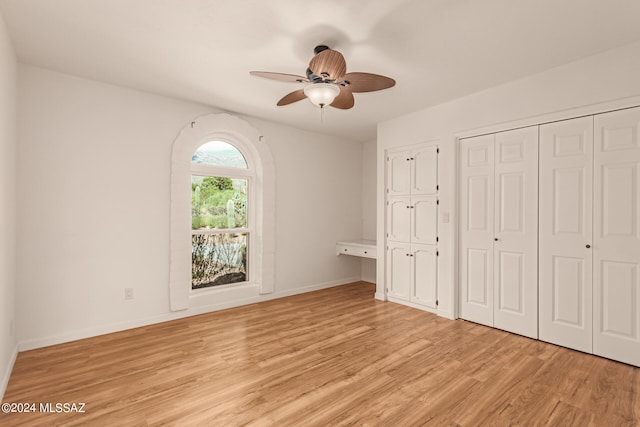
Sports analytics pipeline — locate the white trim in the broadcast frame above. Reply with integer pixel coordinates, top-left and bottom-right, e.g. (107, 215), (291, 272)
(387, 297), (437, 314)
(1, 344), (18, 401)
(170, 113), (275, 311)
(18, 278), (360, 352)
(455, 95), (640, 140)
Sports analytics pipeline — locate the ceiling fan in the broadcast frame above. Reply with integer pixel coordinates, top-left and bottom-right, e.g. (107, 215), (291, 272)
(250, 45), (396, 109)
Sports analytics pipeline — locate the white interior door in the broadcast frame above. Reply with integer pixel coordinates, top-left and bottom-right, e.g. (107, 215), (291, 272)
(386, 241), (411, 301)
(387, 150), (411, 196)
(387, 197), (411, 242)
(412, 145), (438, 195)
(459, 134), (495, 327)
(412, 196), (438, 245)
(539, 117), (593, 352)
(493, 126), (539, 339)
(412, 244), (437, 308)
(593, 107), (640, 367)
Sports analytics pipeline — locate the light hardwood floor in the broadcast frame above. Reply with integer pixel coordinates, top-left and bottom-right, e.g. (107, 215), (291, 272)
(2, 282), (639, 426)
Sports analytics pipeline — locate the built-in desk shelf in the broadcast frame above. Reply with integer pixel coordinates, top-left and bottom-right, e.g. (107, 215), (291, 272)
(336, 240), (377, 259)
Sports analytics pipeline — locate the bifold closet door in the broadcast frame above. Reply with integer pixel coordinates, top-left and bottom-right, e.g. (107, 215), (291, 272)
(593, 107), (640, 367)
(459, 126), (538, 338)
(459, 134), (495, 327)
(539, 117), (593, 353)
(492, 127), (539, 338)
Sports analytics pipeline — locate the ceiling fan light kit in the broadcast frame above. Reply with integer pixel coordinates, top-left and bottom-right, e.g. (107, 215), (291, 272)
(250, 45), (395, 111)
(303, 83), (340, 108)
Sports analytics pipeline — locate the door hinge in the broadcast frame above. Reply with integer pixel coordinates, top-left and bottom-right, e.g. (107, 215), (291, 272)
(436, 185), (439, 191)
(437, 148), (440, 154)
(436, 236), (439, 242)
(437, 200), (440, 205)
(436, 251), (439, 256)
(436, 299), (439, 306)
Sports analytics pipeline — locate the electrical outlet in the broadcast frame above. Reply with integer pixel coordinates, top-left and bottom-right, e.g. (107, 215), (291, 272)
(124, 288), (134, 300)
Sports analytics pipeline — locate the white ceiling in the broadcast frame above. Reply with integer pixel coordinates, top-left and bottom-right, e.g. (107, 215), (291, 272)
(2, 0), (640, 142)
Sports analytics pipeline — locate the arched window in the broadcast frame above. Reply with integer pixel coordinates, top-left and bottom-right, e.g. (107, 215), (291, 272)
(170, 114), (275, 311)
(191, 141), (251, 289)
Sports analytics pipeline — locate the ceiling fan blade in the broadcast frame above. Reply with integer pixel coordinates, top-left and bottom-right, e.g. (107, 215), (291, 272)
(250, 71), (309, 83)
(277, 89), (307, 106)
(340, 72), (396, 93)
(309, 49), (347, 81)
(331, 87), (355, 110)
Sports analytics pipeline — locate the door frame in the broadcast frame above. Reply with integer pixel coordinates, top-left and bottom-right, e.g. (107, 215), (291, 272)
(454, 96), (640, 320)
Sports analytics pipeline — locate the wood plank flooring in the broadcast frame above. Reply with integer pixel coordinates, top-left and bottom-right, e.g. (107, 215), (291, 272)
(2, 282), (639, 426)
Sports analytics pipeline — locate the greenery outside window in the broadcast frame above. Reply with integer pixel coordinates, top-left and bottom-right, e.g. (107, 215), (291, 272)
(191, 141), (251, 289)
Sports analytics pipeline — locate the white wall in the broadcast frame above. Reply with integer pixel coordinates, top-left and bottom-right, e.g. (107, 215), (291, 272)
(361, 139), (376, 283)
(0, 9), (17, 399)
(378, 40), (640, 318)
(16, 65), (363, 349)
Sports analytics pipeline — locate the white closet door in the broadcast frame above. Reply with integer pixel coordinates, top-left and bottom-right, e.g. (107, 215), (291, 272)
(412, 244), (437, 308)
(412, 145), (438, 195)
(386, 241), (411, 301)
(459, 134), (495, 327)
(412, 195), (438, 245)
(387, 197), (411, 242)
(539, 117), (593, 352)
(387, 150), (411, 196)
(493, 126), (539, 338)
(593, 107), (640, 367)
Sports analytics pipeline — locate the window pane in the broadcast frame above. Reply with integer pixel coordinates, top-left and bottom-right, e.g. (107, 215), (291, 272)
(192, 233), (248, 289)
(192, 176), (247, 230)
(192, 141), (247, 168)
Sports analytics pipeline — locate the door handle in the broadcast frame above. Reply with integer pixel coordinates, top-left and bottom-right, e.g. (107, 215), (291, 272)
(494, 238), (498, 242)
(586, 244), (591, 248)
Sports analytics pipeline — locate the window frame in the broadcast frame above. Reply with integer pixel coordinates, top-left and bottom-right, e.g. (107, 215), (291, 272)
(170, 113), (275, 312)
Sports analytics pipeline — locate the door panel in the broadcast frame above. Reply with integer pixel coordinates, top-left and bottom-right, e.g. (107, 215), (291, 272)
(497, 172), (524, 233)
(387, 197), (411, 242)
(552, 256), (585, 326)
(466, 248), (490, 306)
(467, 176), (490, 232)
(386, 242), (411, 301)
(497, 251), (523, 314)
(539, 117), (593, 353)
(459, 134), (495, 327)
(387, 150), (411, 196)
(601, 164), (637, 237)
(493, 126), (538, 339)
(594, 107), (640, 366)
(600, 261), (638, 338)
(412, 145), (438, 195)
(412, 244), (437, 308)
(412, 196), (438, 245)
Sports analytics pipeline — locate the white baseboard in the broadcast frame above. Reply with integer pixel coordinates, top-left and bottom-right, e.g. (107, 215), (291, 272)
(387, 297), (438, 314)
(437, 309), (455, 320)
(18, 277), (362, 352)
(1, 344), (18, 401)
